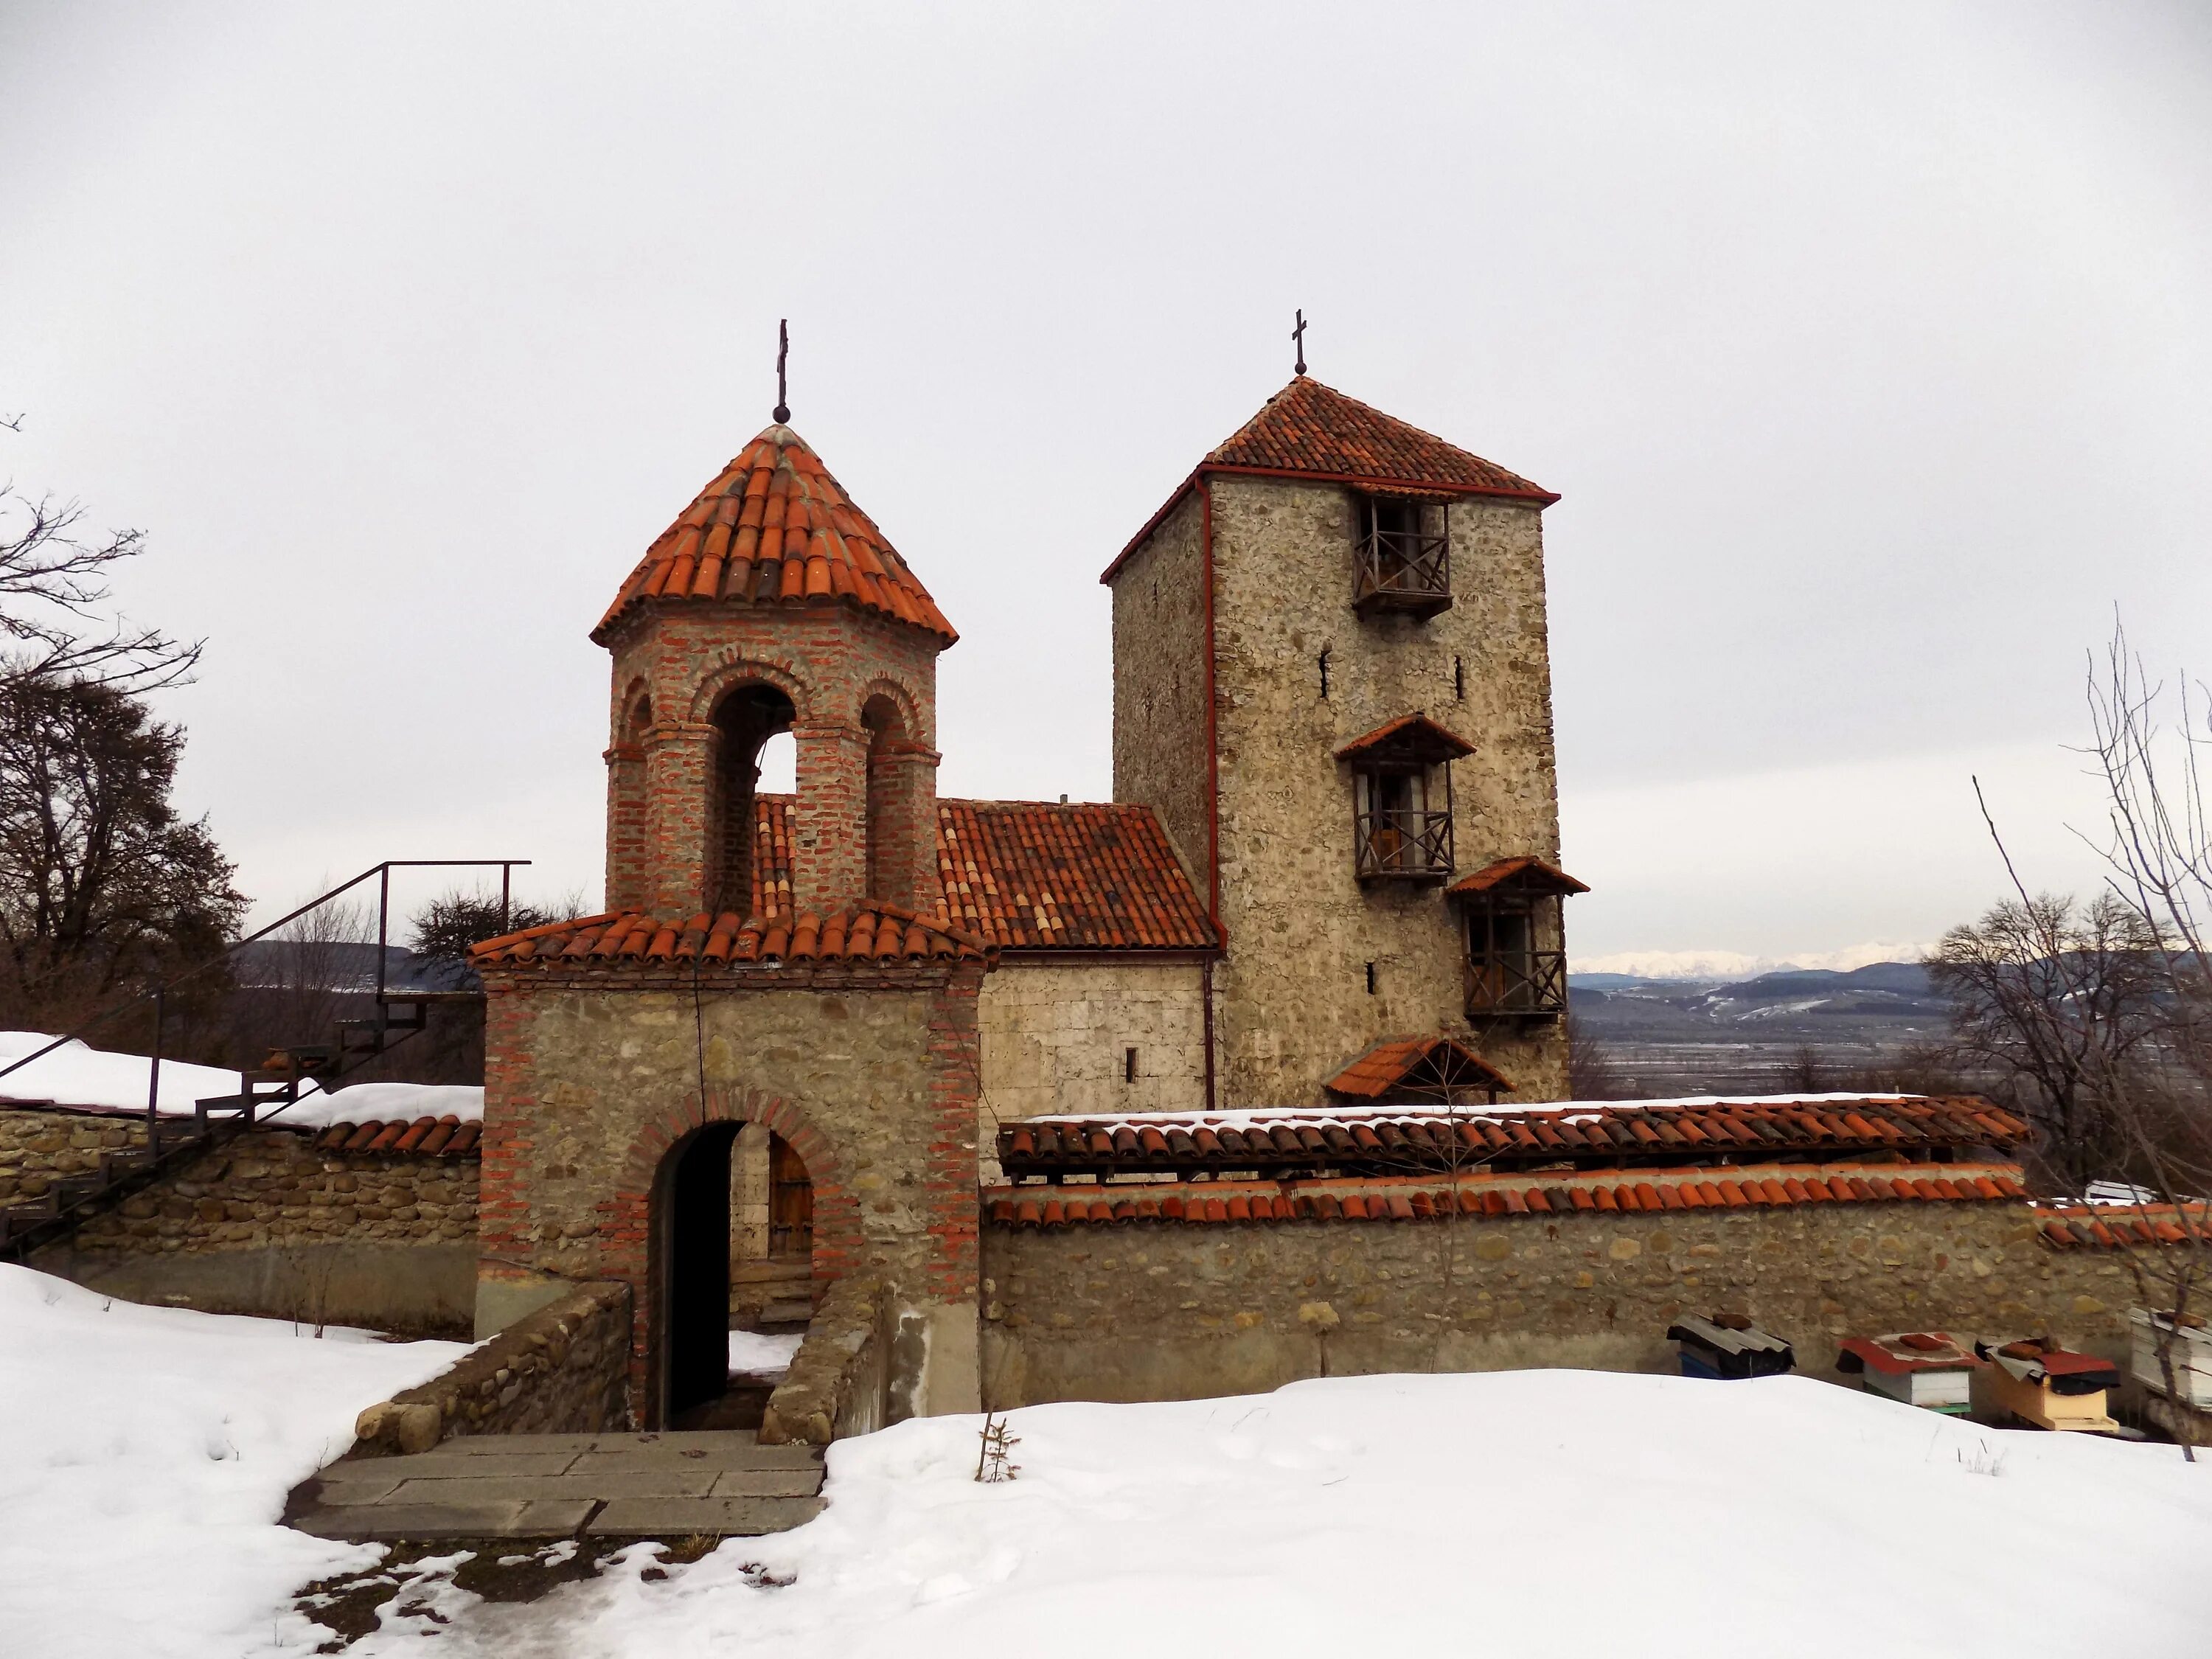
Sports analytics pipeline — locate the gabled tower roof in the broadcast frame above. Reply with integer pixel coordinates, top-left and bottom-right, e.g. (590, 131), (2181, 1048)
(1206, 376), (1555, 501)
(594, 424), (956, 647)
(1104, 376), (1556, 582)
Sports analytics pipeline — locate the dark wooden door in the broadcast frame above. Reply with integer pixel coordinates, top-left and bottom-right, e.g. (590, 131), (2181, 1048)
(768, 1134), (813, 1259)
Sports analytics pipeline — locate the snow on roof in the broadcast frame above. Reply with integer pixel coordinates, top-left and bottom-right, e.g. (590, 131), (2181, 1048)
(1026, 1093), (1922, 1133)
(0, 1031), (482, 1127)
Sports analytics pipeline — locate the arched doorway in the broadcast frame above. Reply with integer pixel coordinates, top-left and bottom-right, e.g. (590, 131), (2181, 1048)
(659, 1120), (741, 1424)
(656, 1119), (821, 1428)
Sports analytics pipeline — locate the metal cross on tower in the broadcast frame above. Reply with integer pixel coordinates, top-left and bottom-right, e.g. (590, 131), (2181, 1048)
(1292, 309), (1307, 376)
(773, 319), (791, 423)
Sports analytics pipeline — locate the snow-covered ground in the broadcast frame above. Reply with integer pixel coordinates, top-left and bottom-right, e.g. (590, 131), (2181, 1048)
(340, 1369), (2211, 1658)
(0, 1264), (467, 1658)
(728, 1329), (803, 1380)
(0, 1030), (483, 1126)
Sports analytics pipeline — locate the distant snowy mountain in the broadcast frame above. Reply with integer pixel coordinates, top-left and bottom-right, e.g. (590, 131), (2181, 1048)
(1573, 942), (1930, 981)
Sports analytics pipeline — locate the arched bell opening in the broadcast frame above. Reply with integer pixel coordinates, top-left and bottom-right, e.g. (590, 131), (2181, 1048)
(709, 683), (797, 914)
(860, 692), (906, 902)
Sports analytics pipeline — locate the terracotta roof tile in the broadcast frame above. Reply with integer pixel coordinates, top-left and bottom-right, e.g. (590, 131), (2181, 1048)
(981, 1159), (2027, 1231)
(1446, 856), (1590, 897)
(999, 1096), (2031, 1181)
(1332, 712), (1477, 765)
(594, 424), (956, 647)
(2031, 1200), (2211, 1250)
(1324, 1036), (1513, 1101)
(309, 1116), (480, 1158)
(1206, 378), (1554, 501)
(471, 900), (987, 970)
(729, 796), (1215, 953)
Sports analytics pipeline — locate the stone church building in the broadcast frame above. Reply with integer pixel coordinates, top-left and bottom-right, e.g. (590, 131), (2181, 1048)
(470, 375), (1595, 1422)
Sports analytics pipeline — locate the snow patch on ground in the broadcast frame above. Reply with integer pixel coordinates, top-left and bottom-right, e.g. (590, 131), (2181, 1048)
(0, 1031), (484, 1125)
(0, 1264), (467, 1658)
(728, 1330), (803, 1380)
(341, 1369), (2210, 1658)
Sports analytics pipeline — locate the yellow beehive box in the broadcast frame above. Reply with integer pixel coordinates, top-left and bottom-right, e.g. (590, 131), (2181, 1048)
(1975, 1337), (2121, 1433)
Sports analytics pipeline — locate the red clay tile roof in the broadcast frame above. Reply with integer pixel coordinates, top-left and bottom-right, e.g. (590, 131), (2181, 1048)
(594, 424), (956, 647)
(1324, 1036), (1512, 1101)
(998, 1096), (2031, 1182)
(740, 796), (1214, 952)
(1208, 378), (1554, 501)
(1103, 378), (1557, 584)
(1447, 856), (1589, 897)
(308, 1116), (480, 1157)
(470, 902), (987, 969)
(936, 799), (1216, 950)
(2032, 1201), (2212, 1251)
(1332, 712), (1476, 764)
(982, 1160), (2030, 1229)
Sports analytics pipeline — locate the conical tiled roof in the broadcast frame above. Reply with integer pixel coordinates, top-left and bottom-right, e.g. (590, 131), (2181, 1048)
(594, 425), (956, 646)
(1206, 378), (1554, 501)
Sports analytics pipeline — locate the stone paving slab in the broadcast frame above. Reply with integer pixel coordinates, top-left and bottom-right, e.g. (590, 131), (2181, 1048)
(342, 1452), (581, 1480)
(289, 1498), (599, 1542)
(710, 1469), (824, 1498)
(568, 1443), (822, 1473)
(585, 1495), (824, 1537)
(387, 1471), (719, 1502)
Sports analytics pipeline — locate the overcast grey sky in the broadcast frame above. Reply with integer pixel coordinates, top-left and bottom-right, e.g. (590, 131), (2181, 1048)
(3, 1), (2208, 967)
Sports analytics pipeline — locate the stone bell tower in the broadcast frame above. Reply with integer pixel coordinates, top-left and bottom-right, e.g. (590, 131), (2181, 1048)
(593, 422), (956, 922)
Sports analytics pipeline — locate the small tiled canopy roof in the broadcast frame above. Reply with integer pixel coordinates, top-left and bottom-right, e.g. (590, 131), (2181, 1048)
(983, 1161), (2031, 1230)
(594, 424), (956, 647)
(471, 903), (987, 969)
(309, 1116), (480, 1157)
(997, 1095), (2032, 1183)
(1325, 1035), (1511, 1101)
(1332, 712), (1475, 765)
(748, 796), (1216, 952)
(1447, 857), (1589, 897)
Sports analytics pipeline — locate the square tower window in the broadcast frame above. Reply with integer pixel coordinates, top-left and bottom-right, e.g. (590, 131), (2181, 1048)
(1353, 493), (1452, 619)
(1336, 713), (1473, 884)
(1449, 858), (1588, 1023)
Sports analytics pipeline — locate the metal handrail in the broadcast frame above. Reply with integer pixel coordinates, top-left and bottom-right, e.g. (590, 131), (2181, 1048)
(0, 858), (529, 1155)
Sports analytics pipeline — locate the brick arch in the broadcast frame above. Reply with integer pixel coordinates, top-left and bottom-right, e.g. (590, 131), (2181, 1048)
(855, 675), (925, 742)
(684, 654), (812, 726)
(602, 1084), (858, 1424)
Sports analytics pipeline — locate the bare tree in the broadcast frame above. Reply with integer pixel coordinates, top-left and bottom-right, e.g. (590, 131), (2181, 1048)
(1565, 1009), (1627, 1100)
(1925, 892), (2165, 1193)
(0, 423), (201, 695)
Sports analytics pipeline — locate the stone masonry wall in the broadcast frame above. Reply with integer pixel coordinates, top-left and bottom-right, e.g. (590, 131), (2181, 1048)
(1204, 476), (1567, 1105)
(352, 1281), (632, 1455)
(1110, 490), (1212, 894)
(981, 1201), (2135, 1408)
(977, 961), (1208, 1180)
(5, 1105), (479, 1332)
(479, 960), (986, 1423)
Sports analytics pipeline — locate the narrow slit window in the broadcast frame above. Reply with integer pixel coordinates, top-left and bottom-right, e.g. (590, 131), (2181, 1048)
(1124, 1046), (1138, 1083)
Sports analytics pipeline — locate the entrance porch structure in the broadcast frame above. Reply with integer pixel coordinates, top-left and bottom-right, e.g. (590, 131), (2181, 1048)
(471, 419), (990, 1427)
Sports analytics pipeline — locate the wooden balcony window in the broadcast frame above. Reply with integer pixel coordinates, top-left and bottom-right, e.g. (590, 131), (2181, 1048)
(1462, 899), (1568, 1021)
(1353, 495), (1452, 620)
(1354, 768), (1454, 882)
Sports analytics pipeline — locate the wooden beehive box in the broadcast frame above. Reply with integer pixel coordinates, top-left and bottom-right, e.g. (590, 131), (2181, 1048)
(1974, 1337), (2121, 1433)
(2128, 1309), (2212, 1408)
(1836, 1331), (1983, 1414)
(1667, 1312), (1795, 1380)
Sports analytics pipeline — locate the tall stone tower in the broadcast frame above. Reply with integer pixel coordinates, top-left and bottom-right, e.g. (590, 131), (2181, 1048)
(1105, 377), (1582, 1105)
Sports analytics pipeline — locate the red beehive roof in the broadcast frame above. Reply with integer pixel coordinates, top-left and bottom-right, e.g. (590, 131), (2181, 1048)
(594, 424), (956, 647)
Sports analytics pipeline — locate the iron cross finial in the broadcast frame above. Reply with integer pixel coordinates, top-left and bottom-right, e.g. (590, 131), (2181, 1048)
(773, 319), (790, 424)
(1292, 309), (1307, 376)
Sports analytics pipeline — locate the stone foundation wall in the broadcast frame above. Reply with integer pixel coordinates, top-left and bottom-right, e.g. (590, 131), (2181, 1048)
(981, 1201), (2138, 1408)
(352, 1280), (632, 1455)
(7, 1105), (479, 1333)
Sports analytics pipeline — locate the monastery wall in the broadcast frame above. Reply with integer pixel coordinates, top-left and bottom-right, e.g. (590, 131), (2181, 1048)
(6, 1107), (478, 1335)
(1203, 476), (1568, 1104)
(980, 1200), (2135, 1408)
(976, 961), (1209, 1179)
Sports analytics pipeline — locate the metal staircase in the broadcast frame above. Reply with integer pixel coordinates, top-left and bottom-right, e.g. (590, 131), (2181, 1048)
(0, 859), (526, 1265)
